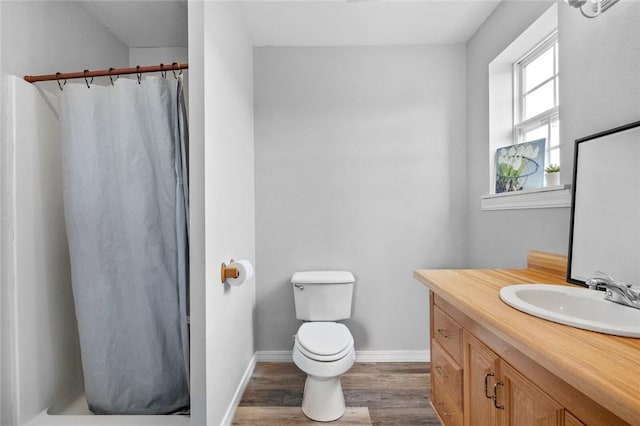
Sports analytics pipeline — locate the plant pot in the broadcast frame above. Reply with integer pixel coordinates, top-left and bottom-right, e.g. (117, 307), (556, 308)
(545, 172), (560, 187)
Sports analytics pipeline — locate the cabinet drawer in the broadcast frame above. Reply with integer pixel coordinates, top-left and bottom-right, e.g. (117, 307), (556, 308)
(432, 339), (462, 410)
(433, 376), (463, 426)
(433, 305), (463, 364)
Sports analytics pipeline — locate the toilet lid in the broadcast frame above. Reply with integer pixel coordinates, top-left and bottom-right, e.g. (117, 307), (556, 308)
(296, 322), (353, 358)
(291, 271), (355, 284)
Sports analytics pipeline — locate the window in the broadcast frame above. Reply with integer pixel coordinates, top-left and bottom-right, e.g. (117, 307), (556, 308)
(484, 4), (570, 210)
(514, 33), (560, 168)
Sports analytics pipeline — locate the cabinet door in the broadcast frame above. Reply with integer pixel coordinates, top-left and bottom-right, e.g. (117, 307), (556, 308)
(498, 362), (564, 426)
(463, 331), (499, 426)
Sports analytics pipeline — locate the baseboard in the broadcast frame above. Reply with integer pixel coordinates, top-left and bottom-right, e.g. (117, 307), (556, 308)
(256, 351), (293, 362)
(256, 350), (430, 363)
(355, 350), (430, 362)
(221, 353), (256, 426)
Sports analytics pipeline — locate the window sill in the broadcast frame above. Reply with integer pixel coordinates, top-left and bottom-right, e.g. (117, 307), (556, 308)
(481, 185), (571, 211)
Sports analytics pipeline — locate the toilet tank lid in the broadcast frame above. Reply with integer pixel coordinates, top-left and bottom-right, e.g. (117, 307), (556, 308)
(291, 271), (355, 284)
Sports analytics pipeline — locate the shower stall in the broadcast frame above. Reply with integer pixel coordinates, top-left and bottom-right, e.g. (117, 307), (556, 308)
(2, 2), (257, 425)
(5, 72), (191, 425)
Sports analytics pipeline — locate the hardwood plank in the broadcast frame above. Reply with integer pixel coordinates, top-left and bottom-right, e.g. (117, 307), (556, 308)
(345, 388), (429, 409)
(232, 407), (372, 425)
(349, 362), (430, 375)
(341, 373), (429, 390)
(367, 407), (440, 426)
(237, 389), (303, 407)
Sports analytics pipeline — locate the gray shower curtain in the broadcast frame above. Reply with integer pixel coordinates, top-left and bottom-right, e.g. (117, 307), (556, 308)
(58, 76), (190, 415)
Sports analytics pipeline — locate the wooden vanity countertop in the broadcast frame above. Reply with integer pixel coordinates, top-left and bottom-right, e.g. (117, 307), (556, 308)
(414, 252), (640, 425)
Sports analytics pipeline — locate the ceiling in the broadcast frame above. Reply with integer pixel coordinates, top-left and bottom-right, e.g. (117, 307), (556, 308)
(80, 1), (500, 48)
(240, 1), (501, 47)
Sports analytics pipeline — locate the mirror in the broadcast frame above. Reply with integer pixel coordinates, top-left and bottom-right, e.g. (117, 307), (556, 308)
(568, 120), (640, 286)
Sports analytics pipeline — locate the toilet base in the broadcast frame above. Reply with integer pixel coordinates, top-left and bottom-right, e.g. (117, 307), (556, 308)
(301, 375), (345, 422)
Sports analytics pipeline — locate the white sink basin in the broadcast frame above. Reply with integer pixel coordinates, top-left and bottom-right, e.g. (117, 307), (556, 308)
(499, 284), (640, 338)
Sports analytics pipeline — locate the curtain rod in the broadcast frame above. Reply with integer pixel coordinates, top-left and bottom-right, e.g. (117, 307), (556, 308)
(23, 63), (188, 83)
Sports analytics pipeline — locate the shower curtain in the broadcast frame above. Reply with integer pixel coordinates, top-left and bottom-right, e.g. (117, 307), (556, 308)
(58, 76), (190, 415)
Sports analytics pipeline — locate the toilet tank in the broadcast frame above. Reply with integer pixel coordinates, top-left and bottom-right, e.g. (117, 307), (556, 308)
(292, 271), (355, 321)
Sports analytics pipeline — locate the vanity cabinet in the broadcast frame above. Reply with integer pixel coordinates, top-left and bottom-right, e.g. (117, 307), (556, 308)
(418, 252), (638, 425)
(432, 294), (583, 426)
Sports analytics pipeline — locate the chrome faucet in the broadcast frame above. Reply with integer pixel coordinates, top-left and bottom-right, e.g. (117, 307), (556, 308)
(586, 271), (640, 310)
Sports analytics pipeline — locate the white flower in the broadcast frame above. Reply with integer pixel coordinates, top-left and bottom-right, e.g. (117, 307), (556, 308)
(513, 156), (522, 170)
(524, 144), (534, 159)
(531, 146), (540, 159)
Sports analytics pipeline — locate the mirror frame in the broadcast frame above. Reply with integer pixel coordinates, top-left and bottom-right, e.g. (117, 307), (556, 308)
(567, 119), (640, 287)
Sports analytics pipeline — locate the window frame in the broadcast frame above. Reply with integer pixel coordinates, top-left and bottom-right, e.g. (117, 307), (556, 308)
(512, 32), (559, 166)
(484, 4), (569, 209)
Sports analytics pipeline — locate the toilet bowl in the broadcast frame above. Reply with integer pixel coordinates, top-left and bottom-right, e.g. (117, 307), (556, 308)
(292, 322), (356, 422)
(291, 271), (356, 422)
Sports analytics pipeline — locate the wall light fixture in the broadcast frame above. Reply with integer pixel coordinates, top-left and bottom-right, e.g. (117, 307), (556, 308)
(565, 0), (619, 18)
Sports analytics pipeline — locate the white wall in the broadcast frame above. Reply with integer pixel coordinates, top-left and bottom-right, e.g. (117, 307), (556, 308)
(199, 3), (256, 425)
(0, 1), (128, 89)
(254, 45), (467, 354)
(187, 3), (206, 424)
(0, 3), (4, 422)
(559, 1), (640, 173)
(465, 0), (640, 269)
(0, 2), (128, 425)
(465, 1), (570, 269)
(129, 47), (188, 68)
(9, 76), (86, 423)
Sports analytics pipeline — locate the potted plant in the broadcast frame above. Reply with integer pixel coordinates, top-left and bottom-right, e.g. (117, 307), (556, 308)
(544, 164), (560, 186)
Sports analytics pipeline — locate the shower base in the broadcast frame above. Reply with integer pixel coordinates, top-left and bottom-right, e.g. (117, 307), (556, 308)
(25, 395), (190, 426)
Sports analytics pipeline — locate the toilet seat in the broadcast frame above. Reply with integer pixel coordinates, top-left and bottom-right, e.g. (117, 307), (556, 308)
(295, 322), (354, 362)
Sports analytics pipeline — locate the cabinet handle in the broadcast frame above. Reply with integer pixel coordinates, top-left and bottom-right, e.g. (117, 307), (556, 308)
(436, 328), (451, 338)
(483, 372), (494, 399)
(436, 401), (451, 417)
(435, 365), (448, 378)
(493, 382), (505, 410)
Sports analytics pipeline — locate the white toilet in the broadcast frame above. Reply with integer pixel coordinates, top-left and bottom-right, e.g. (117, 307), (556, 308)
(291, 270), (356, 422)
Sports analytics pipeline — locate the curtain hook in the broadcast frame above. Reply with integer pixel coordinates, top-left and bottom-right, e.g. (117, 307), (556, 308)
(172, 62), (179, 80)
(136, 65), (142, 84)
(83, 70), (93, 89)
(160, 63), (167, 79)
(56, 72), (66, 91)
(108, 67), (118, 86)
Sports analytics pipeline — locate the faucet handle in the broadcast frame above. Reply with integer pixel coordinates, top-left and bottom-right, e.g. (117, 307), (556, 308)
(586, 271), (615, 290)
(593, 271), (638, 290)
(593, 270), (616, 282)
(586, 278), (604, 290)
(587, 272), (640, 307)
(588, 271), (616, 289)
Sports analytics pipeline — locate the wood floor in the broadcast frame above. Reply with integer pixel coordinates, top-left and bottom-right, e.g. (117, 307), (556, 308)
(233, 362), (440, 425)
